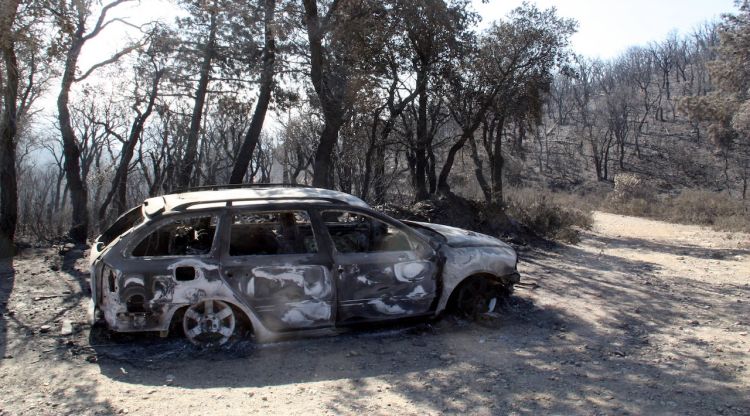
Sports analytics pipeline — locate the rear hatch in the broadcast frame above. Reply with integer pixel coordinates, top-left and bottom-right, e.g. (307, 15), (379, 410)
(90, 205), (144, 262)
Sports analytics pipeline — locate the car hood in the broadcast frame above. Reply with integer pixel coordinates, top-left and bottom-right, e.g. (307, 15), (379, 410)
(410, 222), (511, 249)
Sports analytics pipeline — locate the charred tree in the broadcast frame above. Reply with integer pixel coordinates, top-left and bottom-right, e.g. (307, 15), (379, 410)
(177, 1), (218, 188)
(0, 0), (20, 257)
(229, 0), (276, 184)
(97, 67), (163, 225)
(53, 0), (140, 243)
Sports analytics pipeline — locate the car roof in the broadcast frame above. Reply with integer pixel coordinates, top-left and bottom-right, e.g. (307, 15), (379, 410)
(143, 186), (370, 215)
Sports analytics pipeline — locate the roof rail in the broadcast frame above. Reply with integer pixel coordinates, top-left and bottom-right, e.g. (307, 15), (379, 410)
(171, 196), (349, 212)
(173, 183), (315, 194)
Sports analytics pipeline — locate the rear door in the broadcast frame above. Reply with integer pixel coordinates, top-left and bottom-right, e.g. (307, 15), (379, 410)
(319, 209), (438, 324)
(113, 213), (223, 327)
(220, 209), (335, 331)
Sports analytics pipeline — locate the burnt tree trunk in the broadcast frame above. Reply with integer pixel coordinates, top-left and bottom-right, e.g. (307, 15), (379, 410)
(0, 0), (20, 257)
(312, 119), (343, 188)
(303, 0), (348, 189)
(438, 98), (492, 194)
(436, 134), (467, 194)
(57, 28), (89, 243)
(361, 108), (382, 201)
(413, 70), (429, 201)
(178, 4), (218, 188)
(469, 134), (491, 202)
(373, 143), (387, 203)
(98, 68), (163, 224)
(364, 67), (421, 202)
(490, 116), (505, 205)
(55, 0), (135, 243)
(229, 0), (276, 184)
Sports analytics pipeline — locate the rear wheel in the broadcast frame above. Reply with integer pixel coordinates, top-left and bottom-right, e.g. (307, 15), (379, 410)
(182, 299), (236, 347)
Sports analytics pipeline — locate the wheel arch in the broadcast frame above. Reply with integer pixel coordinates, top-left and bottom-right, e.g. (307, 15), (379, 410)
(437, 271), (514, 314)
(165, 297), (265, 340)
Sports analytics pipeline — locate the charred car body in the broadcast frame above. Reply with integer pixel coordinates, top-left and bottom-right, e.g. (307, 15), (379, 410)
(89, 186), (520, 346)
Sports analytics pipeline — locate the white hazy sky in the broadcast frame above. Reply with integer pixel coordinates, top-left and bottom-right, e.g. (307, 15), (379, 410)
(473, 0), (738, 59)
(81, 0), (740, 70)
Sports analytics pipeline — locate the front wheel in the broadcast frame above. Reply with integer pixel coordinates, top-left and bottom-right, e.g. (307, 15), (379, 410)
(182, 299), (236, 347)
(454, 278), (507, 319)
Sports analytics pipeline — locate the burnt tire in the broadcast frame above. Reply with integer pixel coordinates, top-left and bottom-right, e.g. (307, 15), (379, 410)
(182, 299), (236, 347)
(453, 277), (508, 320)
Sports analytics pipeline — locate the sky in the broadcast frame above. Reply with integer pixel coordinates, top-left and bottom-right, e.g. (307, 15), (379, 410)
(473, 0), (738, 59)
(79, 0), (741, 71)
(84, 0), (741, 65)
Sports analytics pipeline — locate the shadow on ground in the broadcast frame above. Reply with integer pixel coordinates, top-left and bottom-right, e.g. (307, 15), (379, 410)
(1, 248), (119, 415)
(586, 234), (750, 260)
(7, 233), (747, 415)
(0, 257), (15, 361)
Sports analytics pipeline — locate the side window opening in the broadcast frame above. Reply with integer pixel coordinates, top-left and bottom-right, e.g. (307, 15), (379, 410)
(132, 216), (217, 257)
(229, 211), (317, 256)
(322, 211), (412, 253)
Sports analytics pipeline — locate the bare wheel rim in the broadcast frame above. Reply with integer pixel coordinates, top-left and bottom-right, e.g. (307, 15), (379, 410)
(456, 279), (495, 318)
(182, 299), (236, 346)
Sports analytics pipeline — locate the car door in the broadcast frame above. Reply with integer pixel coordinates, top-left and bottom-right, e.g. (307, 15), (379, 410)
(320, 209), (438, 323)
(220, 208), (335, 332)
(115, 213), (224, 326)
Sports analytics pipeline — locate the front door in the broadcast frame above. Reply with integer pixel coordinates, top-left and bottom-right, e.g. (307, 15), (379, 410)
(320, 210), (438, 324)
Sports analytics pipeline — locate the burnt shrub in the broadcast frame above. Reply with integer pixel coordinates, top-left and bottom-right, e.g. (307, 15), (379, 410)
(378, 190), (593, 244)
(665, 190), (750, 232)
(603, 173), (657, 217)
(505, 188), (594, 243)
(601, 182), (750, 233)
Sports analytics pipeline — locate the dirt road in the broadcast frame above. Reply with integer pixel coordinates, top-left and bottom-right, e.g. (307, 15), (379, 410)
(1, 212), (749, 415)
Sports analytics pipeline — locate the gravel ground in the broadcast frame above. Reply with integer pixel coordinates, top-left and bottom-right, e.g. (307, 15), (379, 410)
(0, 211), (748, 415)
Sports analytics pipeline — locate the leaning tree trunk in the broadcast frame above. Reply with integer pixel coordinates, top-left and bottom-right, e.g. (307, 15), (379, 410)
(0, 0), (20, 257)
(58, 33), (89, 244)
(178, 5), (217, 189)
(229, 0), (276, 185)
(98, 69), (163, 225)
(437, 111), (487, 194)
(437, 134), (469, 194)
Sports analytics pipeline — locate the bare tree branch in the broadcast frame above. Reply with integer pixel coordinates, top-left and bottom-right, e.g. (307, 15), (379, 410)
(74, 41), (142, 82)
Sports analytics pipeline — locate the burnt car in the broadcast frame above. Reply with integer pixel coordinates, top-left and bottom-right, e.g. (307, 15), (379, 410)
(89, 185), (520, 346)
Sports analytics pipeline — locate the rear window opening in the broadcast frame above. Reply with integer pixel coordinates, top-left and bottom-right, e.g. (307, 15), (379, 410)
(132, 216), (217, 257)
(98, 205), (144, 247)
